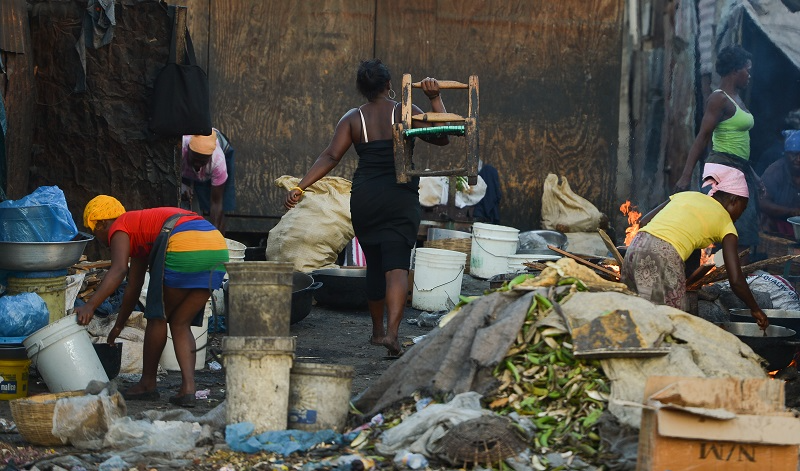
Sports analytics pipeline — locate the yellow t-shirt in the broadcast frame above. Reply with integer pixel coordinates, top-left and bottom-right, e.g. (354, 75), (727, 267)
(640, 192), (737, 261)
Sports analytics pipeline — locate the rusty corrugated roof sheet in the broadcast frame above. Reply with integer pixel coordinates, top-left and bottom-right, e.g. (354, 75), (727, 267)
(0, 0), (29, 54)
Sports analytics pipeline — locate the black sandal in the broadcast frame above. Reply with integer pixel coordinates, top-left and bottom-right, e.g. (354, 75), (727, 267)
(122, 389), (160, 401)
(168, 393), (197, 408)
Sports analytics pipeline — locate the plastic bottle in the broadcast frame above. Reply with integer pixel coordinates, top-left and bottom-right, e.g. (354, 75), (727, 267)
(393, 450), (429, 470)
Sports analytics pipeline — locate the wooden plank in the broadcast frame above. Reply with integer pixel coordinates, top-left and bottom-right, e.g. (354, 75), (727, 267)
(208, 0), (373, 219)
(411, 80), (468, 89)
(411, 112), (465, 122)
(547, 245), (620, 280)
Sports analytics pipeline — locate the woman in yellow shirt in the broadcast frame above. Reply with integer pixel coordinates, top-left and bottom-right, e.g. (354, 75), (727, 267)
(622, 164), (768, 329)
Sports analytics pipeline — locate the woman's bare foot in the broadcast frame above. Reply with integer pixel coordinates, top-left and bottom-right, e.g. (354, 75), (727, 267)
(369, 336), (386, 346)
(383, 338), (403, 357)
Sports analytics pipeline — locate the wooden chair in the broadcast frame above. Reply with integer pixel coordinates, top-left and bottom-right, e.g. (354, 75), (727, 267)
(392, 74), (480, 186)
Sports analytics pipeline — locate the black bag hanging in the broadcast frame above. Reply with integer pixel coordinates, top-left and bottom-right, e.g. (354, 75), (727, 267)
(148, 13), (212, 137)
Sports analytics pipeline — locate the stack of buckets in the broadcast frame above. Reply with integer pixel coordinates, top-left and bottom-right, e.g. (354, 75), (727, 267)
(222, 261), (354, 433)
(469, 223), (521, 279)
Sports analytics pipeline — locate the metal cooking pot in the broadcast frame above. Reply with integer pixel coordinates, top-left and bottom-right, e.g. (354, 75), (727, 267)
(729, 309), (800, 339)
(291, 272), (322, 325)
(716, 322), (800, 370)
(310, 268), (368, 310)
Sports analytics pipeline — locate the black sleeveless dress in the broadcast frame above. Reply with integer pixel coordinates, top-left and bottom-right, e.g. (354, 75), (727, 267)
(351, 139), (420, 247)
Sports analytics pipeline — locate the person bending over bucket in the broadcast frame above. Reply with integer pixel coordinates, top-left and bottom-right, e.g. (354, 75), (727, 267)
(75, 196), (228, 407)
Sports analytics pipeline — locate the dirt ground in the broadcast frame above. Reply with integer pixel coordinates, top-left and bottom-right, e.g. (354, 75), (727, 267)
(0, 275), (491, 447)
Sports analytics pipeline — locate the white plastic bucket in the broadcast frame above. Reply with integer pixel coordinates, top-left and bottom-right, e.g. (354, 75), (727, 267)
(223, 336), (295, 433)
(226, 238), (246, 262)
(470, 223), (520, 279)
(288, 362), (354, 432)
(23, 316), (109, 393)
(506, 254), (537, 273)
(159, 303), (211, 371)
(412, 248), (466, 311)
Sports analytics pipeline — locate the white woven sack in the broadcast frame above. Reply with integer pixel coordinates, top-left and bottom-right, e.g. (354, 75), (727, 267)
(268, 175), (354, 272)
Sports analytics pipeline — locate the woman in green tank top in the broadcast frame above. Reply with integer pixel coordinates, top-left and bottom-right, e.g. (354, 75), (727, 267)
(675, 45), (761, 251)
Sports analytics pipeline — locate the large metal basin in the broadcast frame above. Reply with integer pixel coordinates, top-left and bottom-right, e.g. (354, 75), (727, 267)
(716, 322), (800, 370)
(0, 232), (94, 271)
(311, 267), (368, 310)
(729, 309), (800, 339)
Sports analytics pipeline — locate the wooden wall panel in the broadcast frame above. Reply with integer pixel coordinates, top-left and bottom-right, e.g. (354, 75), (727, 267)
(207, 0), (373, 226)
(376, 0), (624, 230)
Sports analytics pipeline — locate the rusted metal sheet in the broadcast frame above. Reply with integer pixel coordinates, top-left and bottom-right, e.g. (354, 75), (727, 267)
(206, 0), (373, 222)
(377, 0), (624, 230)
(0, 0), (29, 54)
(27, 1), (177, 228)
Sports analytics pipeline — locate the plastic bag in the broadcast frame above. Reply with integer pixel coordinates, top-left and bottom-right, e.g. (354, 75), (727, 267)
(103, 416), (199, 454)
(0, 292), (49, 337)
(52, 388), (127, 449)
(268, 176), (354, 272)
(540, 174), (604, 232)
(0, 186), (79, 242)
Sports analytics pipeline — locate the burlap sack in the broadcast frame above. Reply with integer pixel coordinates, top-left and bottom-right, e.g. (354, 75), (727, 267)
(268, 175), (354, 272)
(540, 173), (604, 232)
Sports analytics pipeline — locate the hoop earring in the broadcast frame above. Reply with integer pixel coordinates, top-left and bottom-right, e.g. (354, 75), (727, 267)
(388, 89), (396, 100)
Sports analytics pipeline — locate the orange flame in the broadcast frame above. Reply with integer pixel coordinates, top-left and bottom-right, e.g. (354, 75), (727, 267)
(619, 201), (642, 246)
(769, 359), (797, 379)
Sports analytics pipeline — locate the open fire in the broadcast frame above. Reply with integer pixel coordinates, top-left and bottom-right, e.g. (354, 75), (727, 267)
(619, 201), (641, 246)
(619, 200), (715, 267)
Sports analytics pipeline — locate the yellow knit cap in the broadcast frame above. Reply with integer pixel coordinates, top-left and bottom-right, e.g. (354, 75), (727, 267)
(83, 195), (126, 232)
(188, 130), (217, 155)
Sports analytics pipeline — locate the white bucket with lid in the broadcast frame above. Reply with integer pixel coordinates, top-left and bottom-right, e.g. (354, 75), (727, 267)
(159, 302), (212, 371)
(23, 316), (109, 393)
(506, 254), (537, 273)
(470, 223), (520, 279)
(412, 248), (466, 311)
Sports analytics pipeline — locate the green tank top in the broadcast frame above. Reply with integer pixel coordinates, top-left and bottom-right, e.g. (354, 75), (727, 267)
(711, 90), (754, 159)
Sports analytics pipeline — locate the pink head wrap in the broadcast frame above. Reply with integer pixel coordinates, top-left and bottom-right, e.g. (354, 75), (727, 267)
(701, 163), (749, 198)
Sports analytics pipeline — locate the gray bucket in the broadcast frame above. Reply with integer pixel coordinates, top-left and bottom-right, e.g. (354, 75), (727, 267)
(223, 336), (296, 433)
(225, 261), (293, 337)
(288, 362), (354, 432)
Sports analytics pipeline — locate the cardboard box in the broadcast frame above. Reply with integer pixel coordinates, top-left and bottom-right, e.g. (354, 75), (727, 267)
(637, 376), (800, 470)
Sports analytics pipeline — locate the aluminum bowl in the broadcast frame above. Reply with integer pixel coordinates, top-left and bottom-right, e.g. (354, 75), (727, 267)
(517, 230), (568, 256)
(0, 232), (94, 271)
